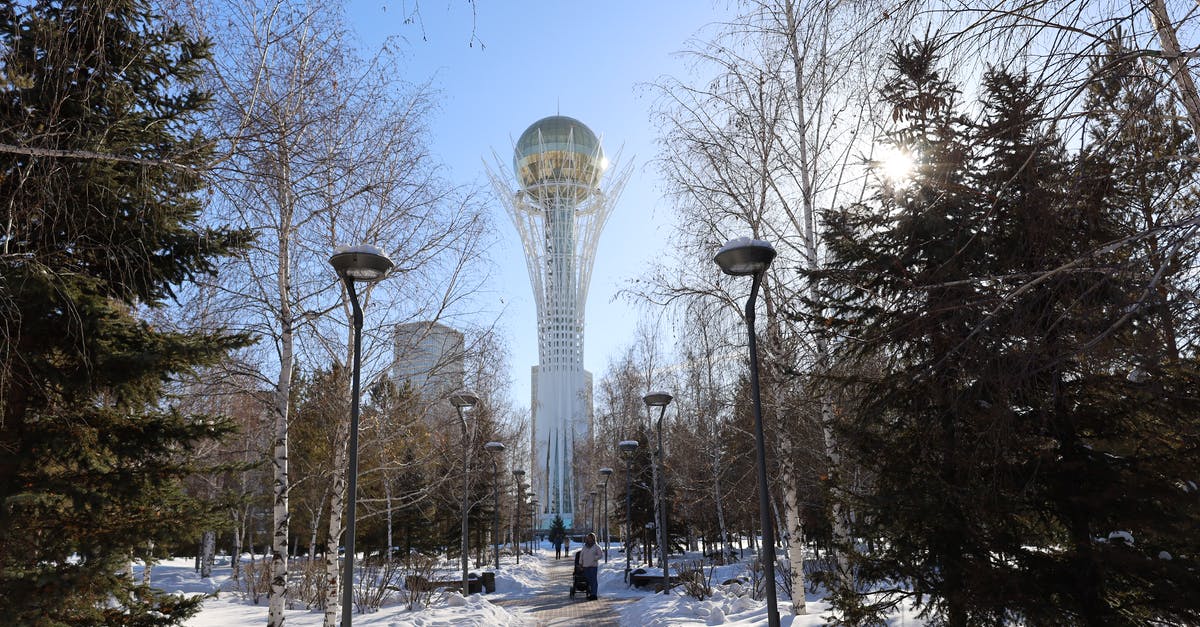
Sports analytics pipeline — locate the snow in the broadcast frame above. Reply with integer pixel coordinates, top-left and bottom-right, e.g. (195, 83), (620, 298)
(146, 554), (531, 627)
(388, 593), (521, 626)
(717, 237), (774, 256)
(333, 244), (386, 256)
(140, 542), (929, 626)
(1106, 530), (1135, 545)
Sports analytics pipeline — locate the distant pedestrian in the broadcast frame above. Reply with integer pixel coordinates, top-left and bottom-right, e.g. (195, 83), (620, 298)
(555, 538), (562, 560)
(579, 533), (603, 600)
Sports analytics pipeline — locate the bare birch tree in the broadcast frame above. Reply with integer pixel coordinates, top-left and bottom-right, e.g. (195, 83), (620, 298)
(899, 0), (1200, 138)
(647, 0), (910, 613)
(672, 299), (741, 562)
(183, 1), (489, 623)
(191, 4), (352, 621)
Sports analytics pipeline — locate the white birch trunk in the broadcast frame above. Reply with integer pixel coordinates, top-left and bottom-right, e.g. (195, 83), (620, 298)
(780, 0), (854, 588)
(769, 492), (784, 552)
(323, 423), (349, 627)
(232, 513), (243, 582)
(309, 489), (325, 561)
(268, 353), (291, 623)
(778, 429), (806, 614)
(1148, 0), (1200, 138)
(268, 170), (295, 627)
(385, 480), (393, 557)
(142, 540), (154, 586)
(814, 353), (851, 576)
(200, 530), (216, 579)
(712, 465), (732, 561)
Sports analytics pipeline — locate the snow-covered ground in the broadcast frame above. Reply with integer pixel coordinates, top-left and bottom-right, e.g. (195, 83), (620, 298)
(143, 541), (927, 626)
(155, 551), (538, 626)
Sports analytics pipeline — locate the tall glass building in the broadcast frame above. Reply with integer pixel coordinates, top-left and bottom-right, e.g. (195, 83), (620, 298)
(489, 116), (628, 529)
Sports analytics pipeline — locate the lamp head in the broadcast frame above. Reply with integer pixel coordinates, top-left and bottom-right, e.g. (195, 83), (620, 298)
(512, 468), (526, 477)
(714, 237), (776, 276)
(485, 441), (505, 453)
(449, 391), (479, 408)
(330, 245), (394, 282)
(618, 440), (639, 456)
(599, 467), (613, 477)
(643, 391), (673, 407)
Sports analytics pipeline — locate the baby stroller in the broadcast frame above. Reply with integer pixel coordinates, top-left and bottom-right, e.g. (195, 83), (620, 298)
(568, 551), (590, 599)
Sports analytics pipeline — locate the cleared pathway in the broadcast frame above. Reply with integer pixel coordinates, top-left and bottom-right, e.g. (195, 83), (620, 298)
(499, 556), (636, 626)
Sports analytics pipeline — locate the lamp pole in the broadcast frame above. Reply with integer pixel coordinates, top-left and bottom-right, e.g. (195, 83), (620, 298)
(593, 483), (604, 545)
(715, 237), (780, 627)
(330, 245), (393, 627)
(599, 468), (612, 562)
(484, 442), (505, 571)
(451, 392), (479, 595)
(588, 490), (598, 534)
(618, 441), (638, 582)
(512, 469), (524, 565)
(643, 392), (673, 590)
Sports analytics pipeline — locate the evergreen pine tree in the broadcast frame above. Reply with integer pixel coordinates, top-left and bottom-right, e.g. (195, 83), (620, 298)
(0, 0), (249, 623)
(815, 40), (988, 624)
(815, 40), (1200, 625)
(549, 515), (567, 546)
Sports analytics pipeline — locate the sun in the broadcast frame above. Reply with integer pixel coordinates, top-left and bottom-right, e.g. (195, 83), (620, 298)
(877, 145), (916, 183)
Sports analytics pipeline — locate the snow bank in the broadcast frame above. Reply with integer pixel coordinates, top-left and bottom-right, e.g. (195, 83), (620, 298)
(387, 592), (522, 626)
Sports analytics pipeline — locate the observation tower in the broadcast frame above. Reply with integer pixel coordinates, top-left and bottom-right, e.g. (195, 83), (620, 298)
(488, 116), (629, 529)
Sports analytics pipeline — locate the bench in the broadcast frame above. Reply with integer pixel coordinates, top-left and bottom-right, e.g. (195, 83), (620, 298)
(629, 568), (677, 590)
(404, 574), (483, 594)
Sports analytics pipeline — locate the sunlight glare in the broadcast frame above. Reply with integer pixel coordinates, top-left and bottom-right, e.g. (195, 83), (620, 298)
(877, 146), (916, 183)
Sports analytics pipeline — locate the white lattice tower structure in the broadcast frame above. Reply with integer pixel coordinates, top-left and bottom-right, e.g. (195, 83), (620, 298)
(487, 116), (629, 529)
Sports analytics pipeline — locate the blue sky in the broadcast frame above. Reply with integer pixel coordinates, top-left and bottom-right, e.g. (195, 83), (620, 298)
(348, 1), (732, 410)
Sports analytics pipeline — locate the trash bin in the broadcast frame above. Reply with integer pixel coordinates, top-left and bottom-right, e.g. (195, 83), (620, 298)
(481, 571), (496, 593)
(466, 572), (483, 594)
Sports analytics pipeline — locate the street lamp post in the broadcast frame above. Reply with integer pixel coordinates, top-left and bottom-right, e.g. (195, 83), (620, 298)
(715, 237), (780, 627)
(594, 483), (605, 546)
(643, 391), (673, 591)
(618, 440), (638, 582)
(512, 469), (525, 565)
(451, 392), (479, 595)
(599, 468), (613, 562)
(330, 245), (393, 627)
(484, 442), (505, 571)
(588, 490), (598, 534)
